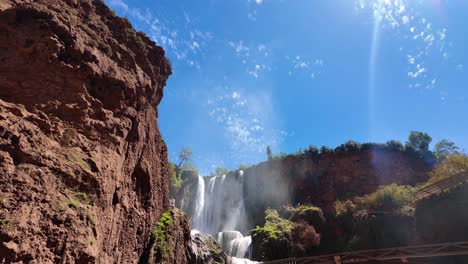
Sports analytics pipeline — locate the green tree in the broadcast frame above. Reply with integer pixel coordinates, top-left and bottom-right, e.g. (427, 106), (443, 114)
(434, 139), (459, 161)
(386, 140), (404, 151)
(177, 147), (193, 169)
(266, 146), (273, 161)
(428, 153), (468, 184)
(405, 131), (432, 153)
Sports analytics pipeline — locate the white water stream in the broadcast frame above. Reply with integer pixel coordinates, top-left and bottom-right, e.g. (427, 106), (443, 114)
(182, 171), (257, 263)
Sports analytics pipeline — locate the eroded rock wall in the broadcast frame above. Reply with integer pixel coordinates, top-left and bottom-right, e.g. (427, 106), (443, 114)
(244, 149), (431, 228)
(0, 0), (175, 263)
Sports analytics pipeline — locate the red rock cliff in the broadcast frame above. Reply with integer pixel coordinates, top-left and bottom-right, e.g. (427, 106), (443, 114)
(0, 0), (176, 262)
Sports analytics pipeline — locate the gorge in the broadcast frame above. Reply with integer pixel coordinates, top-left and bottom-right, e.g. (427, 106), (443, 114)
(174, 146), (433, 262)
(1, 0), (468, 263)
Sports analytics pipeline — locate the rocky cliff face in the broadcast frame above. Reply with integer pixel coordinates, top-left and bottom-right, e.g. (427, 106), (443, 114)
(0, 0), (177, 262)
(244, 149), (431, 227)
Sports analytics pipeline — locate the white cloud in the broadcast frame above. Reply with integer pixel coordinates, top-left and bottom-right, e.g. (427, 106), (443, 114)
(119, 7), (213, 68)
(408, 66), (426, 78)
(229, 41), (250, 58)
(286, 55), (324, 78)
(402, 16), (409, 24)
(206, 89), (284, 162)
(356, 0), (457, 91)
(108, 0), (128, 12)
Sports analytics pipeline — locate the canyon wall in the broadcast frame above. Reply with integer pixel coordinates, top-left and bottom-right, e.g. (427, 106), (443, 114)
(244, 148), (431, 227)
(177, 148), (432, 235)
(0, 0), (188, 263)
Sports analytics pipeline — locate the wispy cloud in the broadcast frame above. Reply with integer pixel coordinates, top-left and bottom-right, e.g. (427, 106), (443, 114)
(356, 0), (460, 91)
(108, 0), (128, 12)
(285, 55), (324, 79)
(206, 88), (285, 163)
(228, 41), (273, 78)
(106, 2), (213, 69)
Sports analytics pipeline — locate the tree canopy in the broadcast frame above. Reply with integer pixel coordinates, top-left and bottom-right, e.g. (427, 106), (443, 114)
(434, 139), (459, 161)
(405, 131), (432, 153)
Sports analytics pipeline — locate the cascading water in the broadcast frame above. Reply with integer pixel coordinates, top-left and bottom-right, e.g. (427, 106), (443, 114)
(182, 170), (256, 263)
(192, 175), (205, 230)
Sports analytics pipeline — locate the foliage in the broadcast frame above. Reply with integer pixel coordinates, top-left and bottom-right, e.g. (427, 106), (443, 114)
(266, 146), (273, 161)
(386, 140), (404, 151)
(0, 217), (14, 232)
(364, 184), (415, 215)
(238, 164), (251, 170)
(320, 145), (333, 154)
(178, 147), (193, 168)
(68, 192), (94, 209)
(335, 184), (416, 216)
(434, 139), (459, 161)
(336, 140), (361, 153)
(252, 209), (293, 240)
(405, 131), (432, 153)
(335, 199), (357, 218)
(304, 145), (319, 159)
(181, 162), (197, 173)
(169, 162), (182, 191)
(426, 153), (468, 186)
(283, 205), (325, 228)
(152, 210), (173, 259)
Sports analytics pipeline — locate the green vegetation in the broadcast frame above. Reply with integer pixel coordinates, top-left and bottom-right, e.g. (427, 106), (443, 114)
(152, 210), (174, 260)
(424, 153), (468, 186)
(206, 238), (223, 255)
(386, 140), (404, 151)
(405, 131), (432, 153)
(68, 151), (92, 171)
(320, 145), (333, 154)
(262, 131), (442, 166)
(177, 147), (193, 169)
(335, 184), (416, 216)
(266, 146), (273, 161)
(0, 217), (14, 232)
(434, 139), (459, 161)
(253, 209), (293, 240)
(68, 199), (80, 209)
(68, 192), (95, 209)
(169, 162), (182, 191)
(238, 164), (251, 170)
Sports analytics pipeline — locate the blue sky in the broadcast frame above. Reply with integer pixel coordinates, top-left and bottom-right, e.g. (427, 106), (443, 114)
(105, 0), (468, 175)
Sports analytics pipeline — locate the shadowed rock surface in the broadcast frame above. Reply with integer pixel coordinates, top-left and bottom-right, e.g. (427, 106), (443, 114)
(0, 0), (183, 263)
(190, 232), (228, 264)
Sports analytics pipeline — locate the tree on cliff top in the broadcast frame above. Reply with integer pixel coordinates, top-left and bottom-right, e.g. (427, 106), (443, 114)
(405, 131), (432, 153)
(177, 147), (192, 168)
(428, 153), (468, 185)
(434, 139), (459, 161)
(266, 146), (273, 161)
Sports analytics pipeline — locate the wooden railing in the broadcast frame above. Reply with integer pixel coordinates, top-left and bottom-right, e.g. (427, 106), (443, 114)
(262, 241), (468, 264)
(415, 172), (468, 201)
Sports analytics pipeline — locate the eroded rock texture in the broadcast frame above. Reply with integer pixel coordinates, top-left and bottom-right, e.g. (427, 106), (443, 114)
(0, 0), (174, 263)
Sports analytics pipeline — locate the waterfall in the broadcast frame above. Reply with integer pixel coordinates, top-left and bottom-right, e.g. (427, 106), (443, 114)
(184, 170), (254, 261)
(229, 236), (252, 259)
(215, 231), (253, 259)
(189, 171), (247, 234)
(192, 175), (205, 230)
